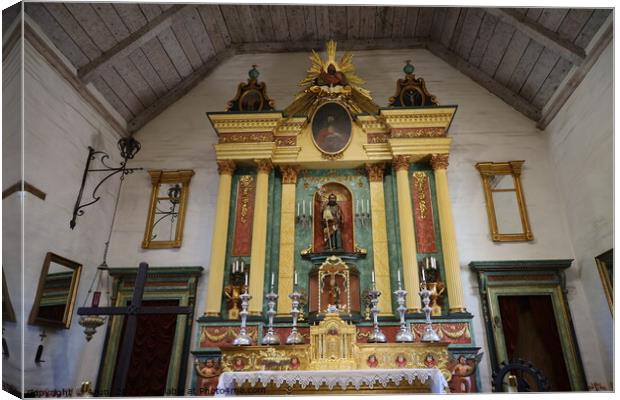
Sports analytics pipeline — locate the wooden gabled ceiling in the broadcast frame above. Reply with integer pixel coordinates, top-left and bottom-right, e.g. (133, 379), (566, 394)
(24, 4), (612, 133)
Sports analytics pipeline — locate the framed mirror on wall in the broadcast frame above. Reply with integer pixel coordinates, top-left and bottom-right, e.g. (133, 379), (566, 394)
(29, 252), (82, 329)
(475, 161), (533, 242)
(595, 249), (613, 314)
(142, 170), (195, 249)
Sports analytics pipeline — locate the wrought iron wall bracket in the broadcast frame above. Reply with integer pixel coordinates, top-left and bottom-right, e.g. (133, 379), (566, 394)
(70, 142), (143, 229)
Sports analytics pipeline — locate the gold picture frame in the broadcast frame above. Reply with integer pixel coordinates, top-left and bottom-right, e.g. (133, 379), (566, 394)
(310, 101), (353, 156)
(142, 170), (194, 249)
(595, 249), (613, 314)
(475, 161), (533, 242)
(28, 252), (82, 329)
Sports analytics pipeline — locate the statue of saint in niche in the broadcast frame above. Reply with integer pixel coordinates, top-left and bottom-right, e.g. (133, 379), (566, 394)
(321, 193), (343, 250)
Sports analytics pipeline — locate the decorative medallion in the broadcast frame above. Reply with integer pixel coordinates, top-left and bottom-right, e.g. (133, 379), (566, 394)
(311, 101), (352, 156)
(226, 65), (275, 112)
(388, 60), (438, 107)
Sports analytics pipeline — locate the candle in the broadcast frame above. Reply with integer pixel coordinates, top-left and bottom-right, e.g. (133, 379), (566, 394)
(431, 257), (436, 269)
(426, 257), (430, 268)
(297, 201), (300, 217)
(397, 269), (401, 284)
(245, 272), (248, 286)
(271, 272), (275, 286)
(372, 270), (375, 283)
(421, 268), (426, 282)
(302, 200), (305, 215)
(309, 203), (312, 218)
(356, 199), (359, 214)
(366, 199), (369, 213)
(294, 271), (298, 285)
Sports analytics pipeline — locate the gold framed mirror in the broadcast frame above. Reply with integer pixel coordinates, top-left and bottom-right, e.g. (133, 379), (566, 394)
(475, 161), (533, 242)
(28, 252), (82, 329)
(142, 170), (194, 249)
(595, 249), (613, 314)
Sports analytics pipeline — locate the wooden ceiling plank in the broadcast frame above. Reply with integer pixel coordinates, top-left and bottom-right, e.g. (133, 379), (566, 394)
(314, 6), (330, 41)
(43, 3), (100, 62)
(525, 8), (543, 21)
(332, 6), (349, 39)
(269, 5), (291, 42)
(141, 37), (182, 90)
(485, 8), (585, 66)
(219, 5), (244, 44)
(506, 40), (544, 93)
(140, 4), (163, 22)
(532, 57), (572, 108)
(468, 12), (499, 68)
(302, 6), (318, 40)
(235, 37), (426, 54)
(415, 8), (434, 37)
(158, 26), (193, 77)
(448, 8), (466, 50)
(427, 40), (541, 121)
(557, 9), (593, 43)
(574, 9), (611, 49)
(128, 48), (236, 133)
(479, 20), (515, 77)
(440, 8), (461, 47)
(196, 6), (225, 54)
(494, 30), (529, 86)
(235, 5), (258, 43)
(429, 7), (446, 41)
(536, 8), (569, 32)
(77, 5), (187, 82)
(92, 75), (133, 121)
(391, 7), (408, 39)
(113, 4), (148, 33)
(374, 6), (394, 39)
(26, 3), (90, 67)
(113, 57), (158, 107)
(455, 8), (484, 59)
(251, 5), (275, 43)
(286, 5), (307, 42)
(183, 7), (216, 63)
(213, 6), (232, 47)
(359, 6), (376, 39)
(65, 3), (117, 52)
(100, 65), (144, 114)
(128, 48), (167, 98)
(347, 6), (361, 40)
(402, 7), (418, 38)
(92, 3), (131, 42)
(519, 47), (559, 100)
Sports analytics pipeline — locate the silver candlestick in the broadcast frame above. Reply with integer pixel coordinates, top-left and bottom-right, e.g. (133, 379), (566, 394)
(367, 280), (386, 343)
(394, 280), (414, 342)
(233, 286), (253, 346)
(261, 287), (280, 345)
(420, 281), (440, 342)
(286, 288), (304, 344)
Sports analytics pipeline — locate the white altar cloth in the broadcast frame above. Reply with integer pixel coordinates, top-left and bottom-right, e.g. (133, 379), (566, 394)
(215, 368), (448, 395)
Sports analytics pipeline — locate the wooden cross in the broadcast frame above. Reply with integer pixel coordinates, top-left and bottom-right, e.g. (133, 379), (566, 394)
(77, 262), (193, 396)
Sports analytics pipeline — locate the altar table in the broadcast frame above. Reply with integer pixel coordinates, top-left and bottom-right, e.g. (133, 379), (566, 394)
(215, 368), (448, 396)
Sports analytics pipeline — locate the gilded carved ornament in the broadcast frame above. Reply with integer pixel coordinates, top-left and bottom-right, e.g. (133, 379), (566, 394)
(280, 165), (300, 184)
(412, 171), (428, 219)
(255, 159), (274, 173)
(430, 154), (449, 170)
(392, 155), (411, 171)
(217, 160), (236, 175)
(365, 163), (385, 182)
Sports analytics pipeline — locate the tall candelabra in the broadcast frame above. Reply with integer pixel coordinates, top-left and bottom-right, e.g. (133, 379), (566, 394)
(394, 279), (414, 342)
(367, 278), (386, 343)
(355, 199), (371, 228)
(420, 281), (440, 342)
(261, 287), (280, 345)
(286, 287), (304, 345)
(233, 286), (253, 346)
(296, 200), (312, 230)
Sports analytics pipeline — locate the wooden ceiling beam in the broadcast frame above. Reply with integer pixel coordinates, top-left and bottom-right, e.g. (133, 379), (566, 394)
(485, 8), (586, 66)
(236, 38), (427, 54)
(77, 4), (187, 82)
(426, 40), (541, 121)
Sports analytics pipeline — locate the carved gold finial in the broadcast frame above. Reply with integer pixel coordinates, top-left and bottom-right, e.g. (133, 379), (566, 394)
(255, 159), (273, 173)
(217, 160), (236, 175)
(392, 155), (411, 172)
(430, 154), (449, 170)
(280, 165), (300, 184)
(365, 163), (385, 182)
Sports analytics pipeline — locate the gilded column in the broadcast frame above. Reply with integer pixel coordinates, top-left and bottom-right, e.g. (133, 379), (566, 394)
(431, 154), (466, 312)
(393, 155), (421, 312)
(205, 160), (236, 316)
(248, 159), (273, 315)
(366, 163), (392, 315)
(276, 165), (299, 316)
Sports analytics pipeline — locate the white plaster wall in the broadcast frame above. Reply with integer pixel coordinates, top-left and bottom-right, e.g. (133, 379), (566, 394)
(18, 40), (123, 393)
(107, 48), (611, 392)
(543, 43), (613, 388)
(2, 37), (24, 394)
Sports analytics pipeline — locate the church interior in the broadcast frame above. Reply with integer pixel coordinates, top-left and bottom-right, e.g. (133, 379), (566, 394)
(1, 2), (614, 396)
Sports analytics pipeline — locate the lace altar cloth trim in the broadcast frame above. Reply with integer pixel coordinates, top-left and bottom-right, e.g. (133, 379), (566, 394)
(215, 368), (448, 395)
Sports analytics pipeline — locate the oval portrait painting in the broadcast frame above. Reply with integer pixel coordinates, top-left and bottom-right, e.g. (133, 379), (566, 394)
(311, 102), (352, 155)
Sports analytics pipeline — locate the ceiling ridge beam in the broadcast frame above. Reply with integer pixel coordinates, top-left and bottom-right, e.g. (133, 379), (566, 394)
(426, 40), (541, 121)
(77, 4), (188, 82)
(485, 8), (586, 66)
